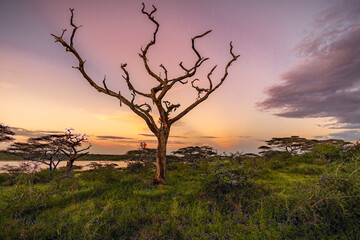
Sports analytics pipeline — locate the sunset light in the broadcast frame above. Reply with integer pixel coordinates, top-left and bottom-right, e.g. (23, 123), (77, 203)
(1, 0), (359, 154)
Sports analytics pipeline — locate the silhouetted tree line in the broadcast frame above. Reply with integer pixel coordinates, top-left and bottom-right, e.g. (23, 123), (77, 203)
(1, 124), (90, 176)
(257, 136), (355, 160)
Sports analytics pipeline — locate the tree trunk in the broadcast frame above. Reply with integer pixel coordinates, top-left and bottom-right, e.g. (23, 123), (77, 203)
(65, 158), (75, 177)
(153, 130), (169, 184)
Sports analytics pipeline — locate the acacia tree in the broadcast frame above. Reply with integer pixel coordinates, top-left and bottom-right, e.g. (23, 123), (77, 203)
(172, 146), (217, 163)
(60, 128), (91, 176)
(0, 123), (15, 143)
(8, 136), (65, 174)
(7, 130), (90, 175)
(258, 136), (320, 156)
(51, 4), (240, 184)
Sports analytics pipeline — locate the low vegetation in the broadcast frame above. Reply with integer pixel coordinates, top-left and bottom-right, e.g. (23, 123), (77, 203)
(0, 140), (359, 239)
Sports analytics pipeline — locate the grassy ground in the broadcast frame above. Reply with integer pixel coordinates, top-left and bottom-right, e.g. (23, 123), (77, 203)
(0, 153), (359, 239)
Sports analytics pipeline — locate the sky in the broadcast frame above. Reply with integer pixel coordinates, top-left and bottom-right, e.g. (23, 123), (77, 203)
(1, 0), (359, 154)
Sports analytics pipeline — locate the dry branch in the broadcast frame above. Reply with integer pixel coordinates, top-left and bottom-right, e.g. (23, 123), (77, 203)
(51, 3), (240, 184)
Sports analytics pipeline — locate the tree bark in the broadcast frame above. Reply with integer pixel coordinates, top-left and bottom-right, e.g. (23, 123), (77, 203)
(65, 158), (74, 177)
(51, 4), (239, 185)
(153, 130), (169, 184)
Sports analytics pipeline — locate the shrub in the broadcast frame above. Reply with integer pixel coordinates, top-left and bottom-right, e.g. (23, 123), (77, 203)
(126, 161), (146, 173)
(311, 144), (343, 162)
(0, 174), (7, 185)
(258, 158), (360, 238)
(201, 160), (262, 213)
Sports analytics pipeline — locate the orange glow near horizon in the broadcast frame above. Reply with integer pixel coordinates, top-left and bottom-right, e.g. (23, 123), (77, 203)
(1, 0), (358, 154)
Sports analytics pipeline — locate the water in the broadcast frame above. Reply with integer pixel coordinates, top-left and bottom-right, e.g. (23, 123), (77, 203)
(0, 160), (129, 173)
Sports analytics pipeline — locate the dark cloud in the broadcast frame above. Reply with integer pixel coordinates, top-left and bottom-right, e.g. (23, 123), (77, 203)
(314, 130), (360, 141)
(258, 1), (360, 129)
(199, 136), (218, 139)
(96, 135), (133, 140)
(138, 133), (155, 137)
(138, 133), (188, 138)
(10, 127), (64, 137)
(170, 135), (188, 139)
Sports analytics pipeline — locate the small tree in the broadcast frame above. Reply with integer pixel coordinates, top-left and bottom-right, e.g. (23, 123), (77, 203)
(126, 142), (156, 167)
(258, 136), (319, 156)
(311, 139), (351, 162)
(60, 128), (91, 176)
(0, 123), (15, 143)
(51, 4), (240, 184)
(7, 130), (90, 175)
(172, 145), (217, 163)
(8, 137), (65, 174)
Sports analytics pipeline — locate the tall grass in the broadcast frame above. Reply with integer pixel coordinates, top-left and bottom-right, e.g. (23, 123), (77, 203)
(0, 153), (359, 239)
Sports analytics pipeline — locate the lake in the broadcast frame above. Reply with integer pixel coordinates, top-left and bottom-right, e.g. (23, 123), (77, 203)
(0, 160), (129, 173)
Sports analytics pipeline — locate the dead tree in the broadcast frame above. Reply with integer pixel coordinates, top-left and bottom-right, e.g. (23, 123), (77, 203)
(61, 128), (91, 176)
(51, 3), (240, 184)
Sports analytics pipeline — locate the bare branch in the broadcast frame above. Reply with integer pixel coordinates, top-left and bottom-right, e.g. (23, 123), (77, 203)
(61, 29), (67, 38)
(139, 3), (165, 84)
(51, 8), (159, 134)
(167, 30), (211, 87)
(52, 4), (240, 184)
(119, 91), (122, 107)
(102, 75), (109, 93)
(137, 103), (152, 113)
(69, 8), (82, 49)
(191, 79), (209, 99)
(170, 41), (240, 124)
(163, 101), (180, 114)
(120, 63), (151, 98)
(192, 30), (212, 59)
(179, 62), (189, 73)
(159, 64), (168, 81)
(207, 65), (217, 90)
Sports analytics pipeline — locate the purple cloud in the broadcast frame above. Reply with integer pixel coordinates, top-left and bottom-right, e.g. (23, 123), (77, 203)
(139, 133), (188, 138)
(96, 135), (133, 140)
(10, 127), (64, 137)
(258, 1), (360, 129)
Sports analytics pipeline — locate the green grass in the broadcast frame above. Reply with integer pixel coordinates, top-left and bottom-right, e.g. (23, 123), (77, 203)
(0, 154), (359, 239)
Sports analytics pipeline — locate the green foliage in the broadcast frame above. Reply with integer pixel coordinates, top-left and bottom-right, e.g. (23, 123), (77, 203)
(0, 150), (359, 239)
(201, 160), (263, 214)
(172, 146), (217, 163)
(125, 146), (156, 172)
(312, 144), (344, 162)
(0, 152), (21, 160)
(0, 174), (7, 185)
(126, 161), (147, 173)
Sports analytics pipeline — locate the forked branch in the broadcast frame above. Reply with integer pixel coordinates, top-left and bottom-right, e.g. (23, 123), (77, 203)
(170, 41), (240, 124)
(51, 8), (158, 134)
(139, 3), (164, 84)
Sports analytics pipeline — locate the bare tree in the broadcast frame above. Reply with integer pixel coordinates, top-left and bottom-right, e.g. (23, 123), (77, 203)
(61, 128), (91, 176)
(51, 3), (240, 184)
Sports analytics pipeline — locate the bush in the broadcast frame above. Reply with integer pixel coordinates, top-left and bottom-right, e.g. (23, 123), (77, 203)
(311, 144), (343, 162)
(126, 161), (146, 173)
(257, 158), (360, 238)
(201, 160), (262, 213)
(0, 174), (7, 185)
